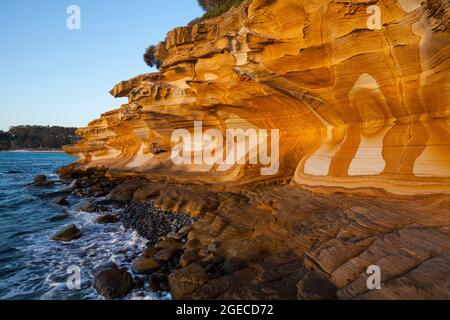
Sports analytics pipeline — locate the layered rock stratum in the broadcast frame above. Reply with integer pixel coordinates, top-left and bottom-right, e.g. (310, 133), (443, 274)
(63, 0), (450, 299)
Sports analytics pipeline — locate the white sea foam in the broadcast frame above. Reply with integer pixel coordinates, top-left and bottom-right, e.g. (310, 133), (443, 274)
(0, 198), (165, 300)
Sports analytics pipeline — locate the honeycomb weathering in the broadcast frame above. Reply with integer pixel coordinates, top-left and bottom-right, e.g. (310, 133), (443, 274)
(64, 0), (450, 195)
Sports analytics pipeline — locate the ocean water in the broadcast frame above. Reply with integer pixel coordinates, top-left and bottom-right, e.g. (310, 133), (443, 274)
(0, 152), (163, 300)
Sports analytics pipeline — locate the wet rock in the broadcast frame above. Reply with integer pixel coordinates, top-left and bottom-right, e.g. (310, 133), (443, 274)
(108, 179), (147, 203)
(47, 212), (69, 222)
(204, 263), (217, 275)
(53, 196), (70, 206)
(32, 175), (54, 187)
(133, 183), (164, 201)
(223, 256), (248, 274)
(180, 249), (201, 268)
(166, 231), (180, 239)
(131, 257), (160, 274)
(86, 183), (105, 195)
(51, 224), (81, 241)
(168, 263), (209, 299)
(142, 247), (158, 258)
(134, 276), (145, 289)
(37, 190), (72, 199)
(67, 179), (78, 189)
(155, 237), (182, 250)
(94, 266), (134, 299)
(178, 225), (193, 234)
(297, 270), (337, 300)
(97, 205), (110, 213)
(94, 261), (118, 274)
(96, 214), (117, 224)
(207, 242), (218, 254)
(93, 191), (107, 198)
(76, 201), (98, 213)
(159, 281), (168, 292)
(148, 273), (161, 291)
(153, 247), (179, 262)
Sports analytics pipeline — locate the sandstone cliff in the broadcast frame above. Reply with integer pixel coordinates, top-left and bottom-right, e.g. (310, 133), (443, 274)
(63, 0), (450, 300)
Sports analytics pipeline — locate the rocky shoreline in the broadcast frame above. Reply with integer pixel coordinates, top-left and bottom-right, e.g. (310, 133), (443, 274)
(32, 172), (198, 299)
(36, 165), (449, 300)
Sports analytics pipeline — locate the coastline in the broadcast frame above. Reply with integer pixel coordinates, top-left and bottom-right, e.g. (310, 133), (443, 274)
(55, 164), (450, 300)
(31, 169), (196, 299)
(0, 149), (64, 153)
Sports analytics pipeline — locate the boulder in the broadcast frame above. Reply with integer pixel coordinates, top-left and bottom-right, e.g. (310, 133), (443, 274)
(94, 266), (134, 299)
(153, 247), (179, 262)
(297, 270), (337, 300)
(180, 249), (201, 268)
(166, 231), (182, 240)
(142, 247), (158, 258)
(47, 212), (69, 222)
(96, 214), (117, 224)
(133, 183), (164, 201)
(222, 256), (248, 274)
(107, 179), (147, 202)
(155, 237), (182, 250)
(76, 201), (98, 213)
(168, 263), (209, 299)
(148, 273), (161, 292)
(51, 224), (81, 241)
(131, 257), (160, 274)
(134, 276), (145, 289)
(32, 175), (54, 187)
(53, 196), (70, 206)
(93, 261), (118, 275)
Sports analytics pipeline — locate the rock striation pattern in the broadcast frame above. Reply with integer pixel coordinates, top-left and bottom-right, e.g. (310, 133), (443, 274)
(65, 0), (449, 195)
(62, 0), (450, 300)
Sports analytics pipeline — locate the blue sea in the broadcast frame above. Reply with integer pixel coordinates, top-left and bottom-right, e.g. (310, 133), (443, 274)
(0, 152), (160, 300)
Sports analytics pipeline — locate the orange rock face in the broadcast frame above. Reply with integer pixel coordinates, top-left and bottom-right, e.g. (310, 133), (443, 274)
(62, 0), (450, 300)
(65, 0), (449, 196)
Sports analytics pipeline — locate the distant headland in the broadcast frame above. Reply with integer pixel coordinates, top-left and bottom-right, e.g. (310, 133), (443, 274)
(0, 125), (78, 151)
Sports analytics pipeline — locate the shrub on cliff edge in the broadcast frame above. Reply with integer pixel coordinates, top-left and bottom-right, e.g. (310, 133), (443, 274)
(197, 0), (244, 21)
(143, 45), (162, 69)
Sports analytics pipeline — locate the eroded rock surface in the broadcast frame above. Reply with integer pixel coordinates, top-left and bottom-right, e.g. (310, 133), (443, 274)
(61, 0), (450, 300)
(64, 0), (449, 196)
(144, 183), (450, 300)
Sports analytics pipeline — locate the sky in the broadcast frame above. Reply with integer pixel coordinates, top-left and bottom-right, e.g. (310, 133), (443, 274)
(0, 0), (204, 131)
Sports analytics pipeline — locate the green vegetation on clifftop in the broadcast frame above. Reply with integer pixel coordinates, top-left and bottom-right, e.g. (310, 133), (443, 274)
(0, 125), (78, 151)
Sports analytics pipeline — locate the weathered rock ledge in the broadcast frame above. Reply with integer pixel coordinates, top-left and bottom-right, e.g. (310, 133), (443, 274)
(58, 173), (450, 299)
(62, 0), (450, 299)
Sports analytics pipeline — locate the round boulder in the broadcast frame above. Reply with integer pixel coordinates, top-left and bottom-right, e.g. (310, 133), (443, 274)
(51, 224), (81, 241)
(94, 266), (134, 299)
(131, 257), (160, 275)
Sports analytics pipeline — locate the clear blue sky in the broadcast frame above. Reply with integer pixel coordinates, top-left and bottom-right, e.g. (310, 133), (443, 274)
(0, 0), (204, 131)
